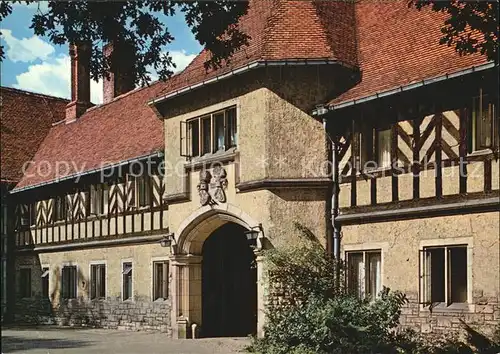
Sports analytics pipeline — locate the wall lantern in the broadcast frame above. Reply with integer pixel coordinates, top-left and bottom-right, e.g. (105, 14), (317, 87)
(160, 233), (175, 248)
(244, 223), (264, 249)
(315, 104), (328, 116)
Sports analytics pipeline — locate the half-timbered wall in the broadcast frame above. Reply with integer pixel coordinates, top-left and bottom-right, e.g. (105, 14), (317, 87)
(338, 106), (499, 210)
(14, 164), (168, 247)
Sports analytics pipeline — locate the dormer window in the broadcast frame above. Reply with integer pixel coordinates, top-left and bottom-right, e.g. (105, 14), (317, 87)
(181, 106), (237, 158)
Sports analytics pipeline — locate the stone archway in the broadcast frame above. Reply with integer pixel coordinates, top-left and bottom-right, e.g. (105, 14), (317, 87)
(169, 204), (265, 339)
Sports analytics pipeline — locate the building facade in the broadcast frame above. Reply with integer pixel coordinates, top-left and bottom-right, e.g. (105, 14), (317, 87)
(6, 0), (499, 339)
(334, 70), (499, 335)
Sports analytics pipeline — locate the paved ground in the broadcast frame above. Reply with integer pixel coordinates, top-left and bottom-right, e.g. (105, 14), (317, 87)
(1, 326), (251, 354)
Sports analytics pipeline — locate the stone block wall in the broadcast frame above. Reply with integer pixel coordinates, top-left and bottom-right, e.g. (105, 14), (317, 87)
(399, 292), (499, 336)
(14, 296), (171, 334)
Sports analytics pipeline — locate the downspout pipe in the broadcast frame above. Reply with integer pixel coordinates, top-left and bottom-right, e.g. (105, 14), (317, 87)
(318, 107), (341, 263)
(322, 118), (341, 262)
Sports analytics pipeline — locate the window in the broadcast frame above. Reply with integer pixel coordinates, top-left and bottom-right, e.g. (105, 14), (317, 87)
(226, 107), (237, 148)
(375, 128), (391, 168)
(153, 261), (168, 300)
(30, 203), (36, 226)
(90, 263), (106, 300)
(182, 106), (237, 157)
(213, 112), (225, 151)
(41, 267), (49, 298)
(357, 125), (392, 169)
(61, 266), (77, 299)
(346, 250), (381, 300)
(357, 124), (372, 167)
(18, 207), (26, 230)
(136, 175), (151, 208)
(54, 196), (67, 222)
(420, 245), (468, 305)
(90, 184), (109, 215)
(19, 268), (31, 298)
(122, 262), (133, 301)
(188, 119), (200, 157)
(202, 116), (211, 155)
(470, 89), (497, 152)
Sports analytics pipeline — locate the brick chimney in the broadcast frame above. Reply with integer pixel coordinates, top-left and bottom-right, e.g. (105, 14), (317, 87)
(65, 42), (92, 123)
(103, 42), (136, 104)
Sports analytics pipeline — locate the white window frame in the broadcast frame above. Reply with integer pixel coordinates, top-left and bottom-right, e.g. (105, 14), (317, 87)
(60, 262), (79, 300)
(89, 261), (107, 300)
(419, 237), (473, 311)
(151, 256), (169, 301)
(344, 242), (387, 300)
(121, 259), (134, 302)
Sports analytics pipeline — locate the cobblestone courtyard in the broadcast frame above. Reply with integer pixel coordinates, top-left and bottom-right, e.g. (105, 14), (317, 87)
(1, 327), (250, 354)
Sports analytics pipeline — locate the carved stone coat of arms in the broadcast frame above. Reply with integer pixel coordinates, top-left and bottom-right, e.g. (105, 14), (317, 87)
(196, 166), (228, 206)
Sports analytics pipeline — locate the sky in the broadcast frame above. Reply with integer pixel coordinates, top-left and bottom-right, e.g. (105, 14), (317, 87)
(0, 2), (202, 104)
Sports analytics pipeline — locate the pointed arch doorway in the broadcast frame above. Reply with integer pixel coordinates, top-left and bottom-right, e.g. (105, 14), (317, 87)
(202, 222), (257, 337)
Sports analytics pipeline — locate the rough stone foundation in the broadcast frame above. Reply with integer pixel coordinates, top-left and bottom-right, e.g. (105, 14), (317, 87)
(400, 292), (499, 336)
(14, 296), (171, 334)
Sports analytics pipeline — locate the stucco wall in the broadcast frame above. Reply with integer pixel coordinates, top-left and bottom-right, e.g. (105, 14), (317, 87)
(341, 211), (500, 335)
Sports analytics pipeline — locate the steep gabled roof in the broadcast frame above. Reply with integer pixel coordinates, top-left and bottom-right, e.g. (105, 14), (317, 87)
(153, 0), (358, 100)
(1, 87), (68, 183)
(14, 81), (168, 191)
(328, 0), (489, 108)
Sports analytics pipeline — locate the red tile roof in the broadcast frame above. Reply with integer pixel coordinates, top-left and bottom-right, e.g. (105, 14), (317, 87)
(1, 87), (68, 183)
(329, 0), (489, 107)
(155, 0), (358, 98)
(14, 81), (167, 190)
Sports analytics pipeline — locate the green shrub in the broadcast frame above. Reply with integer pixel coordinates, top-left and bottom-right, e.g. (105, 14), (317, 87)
(253, 290), (408, 354)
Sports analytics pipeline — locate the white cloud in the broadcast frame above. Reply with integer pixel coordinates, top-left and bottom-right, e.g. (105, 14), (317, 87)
(145, 49), (195, 82)
(13, 54), (103, 104)
(1, 29), (55, 63)
(170, 50), (196, 72)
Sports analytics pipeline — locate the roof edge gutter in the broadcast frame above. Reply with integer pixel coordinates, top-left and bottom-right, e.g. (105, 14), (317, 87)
(148, 58), (354, 107)
(10, 151), (164, 194)
(312, 61), (496, 115)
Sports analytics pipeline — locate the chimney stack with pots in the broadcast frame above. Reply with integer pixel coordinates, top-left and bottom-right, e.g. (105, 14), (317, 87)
(103, 42), (136, 104)
(65, 42), (93, 123)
